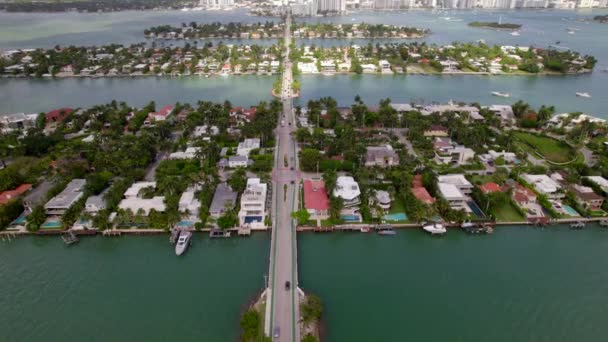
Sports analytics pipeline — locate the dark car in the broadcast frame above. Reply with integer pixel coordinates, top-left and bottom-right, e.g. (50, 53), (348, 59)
(285, 281), (291, 290)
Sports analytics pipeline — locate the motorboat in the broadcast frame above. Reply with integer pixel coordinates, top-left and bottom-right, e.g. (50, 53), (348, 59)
(570, 221), (585, 229)
(491, 91), (511, 98)
(175, 231), (192, 256)
(360, 227), (371, 233)
(376, 224), (396, 236)
(423, 222), (447, 235)
(576, 92), (591, 98)
(210, 229), (231, 238)
(510, 31), (521, 36)
(599, 219), (608, 227)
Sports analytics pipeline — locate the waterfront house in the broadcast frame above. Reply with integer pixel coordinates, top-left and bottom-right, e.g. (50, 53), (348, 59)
(238, 178), (268, 229)
(84, 191), (107, 216)
(379, 60), (392, 73)
(0, 184), (32, 206)
(237, 138), (261, 157)
(145, 105), (174, 124)
(438, 182), (468, 211)
(365, 145), (399, 168)
(424, 125), (449, 137)
(370, 190), (392, 211)
(44, 179), (86, 215)
(303, 179), (330, 220)
(485, 105), (515, 125)
(192, 125), (219, 137)
(209, 183), (238, 218)
(45, 108), (74, 124)
(178, 185), (201, 218)
(0, 113), (37, 132)
(521, 174), (564, 199)
(511, 183), (545, 219)
(333, 176), (361, 208)
(118, 181), (166, 215)
(479, 150), (518, 164)
(437, 175), (474, 195)
(571, 184), (604, 211)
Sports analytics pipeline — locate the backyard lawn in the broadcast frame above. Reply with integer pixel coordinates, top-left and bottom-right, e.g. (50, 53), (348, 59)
(493, 202), (525, 222)
(513, 131), (576, 163)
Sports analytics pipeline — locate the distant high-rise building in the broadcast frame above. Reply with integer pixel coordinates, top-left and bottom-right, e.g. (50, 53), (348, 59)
(318, 0), (346, 12)
(200, 0), (235, 7)
(576, 0), (594, 7)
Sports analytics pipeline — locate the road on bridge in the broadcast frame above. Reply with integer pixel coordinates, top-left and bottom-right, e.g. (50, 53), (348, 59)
(267, 7), (301, 342)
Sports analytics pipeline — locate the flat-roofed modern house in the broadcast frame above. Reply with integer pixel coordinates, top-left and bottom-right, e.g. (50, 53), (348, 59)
(178, 185), (202, 217)
(333, 176), (361, 208)
(365, 145), (399, 168)
(437, 174), (474, 195)
(238, 178), (268, 229)
(521, 174), (564, 199)
(84, 191), (107, 216)
(44, 179), (86, 215)
(303, 179), (330, 219)
(236, 138), (261, 157)
(438, 182), (468, 211)
(209, 183), (238, 218)
(118, 181), (166, 215)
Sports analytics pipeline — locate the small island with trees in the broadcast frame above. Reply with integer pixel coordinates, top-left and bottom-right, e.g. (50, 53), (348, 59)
(145, 22), (430, 40)
(468, 21), (522, 30)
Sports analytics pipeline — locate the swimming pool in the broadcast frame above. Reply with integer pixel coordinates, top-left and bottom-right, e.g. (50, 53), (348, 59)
(341, 214), (361, 222)
(41, 221), (62, 229)
(563, 205), (580, 217)
(467, 201), (485, 218)
(11, 216), (27, 225)
(383, 213), (408, 222)
(175, 220), (195, 227)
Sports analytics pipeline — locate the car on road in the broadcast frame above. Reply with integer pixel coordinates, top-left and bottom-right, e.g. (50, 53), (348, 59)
(285, 281), (290, 290)
(273, 327), (280, 339)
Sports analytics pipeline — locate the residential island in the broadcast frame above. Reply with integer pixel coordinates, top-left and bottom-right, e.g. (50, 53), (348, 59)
(144, 22), (430, 40)
(468, 21), (522, 30)
(2, 96), (608, 235)
(0, 41), (596, 78)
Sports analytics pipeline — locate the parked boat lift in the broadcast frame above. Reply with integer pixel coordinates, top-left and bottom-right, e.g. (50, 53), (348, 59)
(61, 231), (79, 245)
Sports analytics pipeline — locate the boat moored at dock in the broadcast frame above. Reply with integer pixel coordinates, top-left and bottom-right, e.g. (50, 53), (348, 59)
(375, 224), (396, 236)
(423, 222), (447, 235)
(599, 219), (608, 227)
(210, 229), (231, 238)
(569, 221), (585, 230)
(175, 231), (192, 256)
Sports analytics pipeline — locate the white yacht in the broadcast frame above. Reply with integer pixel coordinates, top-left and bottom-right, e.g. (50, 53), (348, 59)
(576, 92), (591, 98)
(175, 231), (192, 256)
(510, 31), (521, 36)
(422, 222), (447, 235)
(491, 91), (511, 98)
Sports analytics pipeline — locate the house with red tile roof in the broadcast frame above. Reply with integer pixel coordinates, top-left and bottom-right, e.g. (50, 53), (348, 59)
(411, 174), (435, 205)
(229, 106), (257, 124)
(479, 182), (502, 194)
(45, 108), (73, 123)
(145, 105), (174, 125)
(303, 179), (330, 219)
(0, 184), (32, 206)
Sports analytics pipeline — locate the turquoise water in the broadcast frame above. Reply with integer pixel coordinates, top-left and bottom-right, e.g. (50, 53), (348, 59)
(341, 214), (361, 222)
(383, 212), (408, 221)
(563, 205), (580, 216)
(11, 216), (26, 225)
(176, 220), (195, 227)
(0, 235), (269, 341)
(41, 220), (61, 228)
(299, 226), (608, 341)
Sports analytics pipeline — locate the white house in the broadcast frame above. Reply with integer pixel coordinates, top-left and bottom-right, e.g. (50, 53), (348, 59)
(169, 146), (201, 159)
(333, 176), (361, 208)
(84, 192), (106, 216)
(228, 155), (249, 168)
(178, 185), (201, 218)
(237, 138), (261, 157)
(238, 178), (268, 229)
(118, 181), (166, 215)
(521, 174), (564, 199)
(44, 179), (86, 215)
(437, 174), (474, 195)
(585, 176), (608, 193)
(438, 182), (469, 211)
